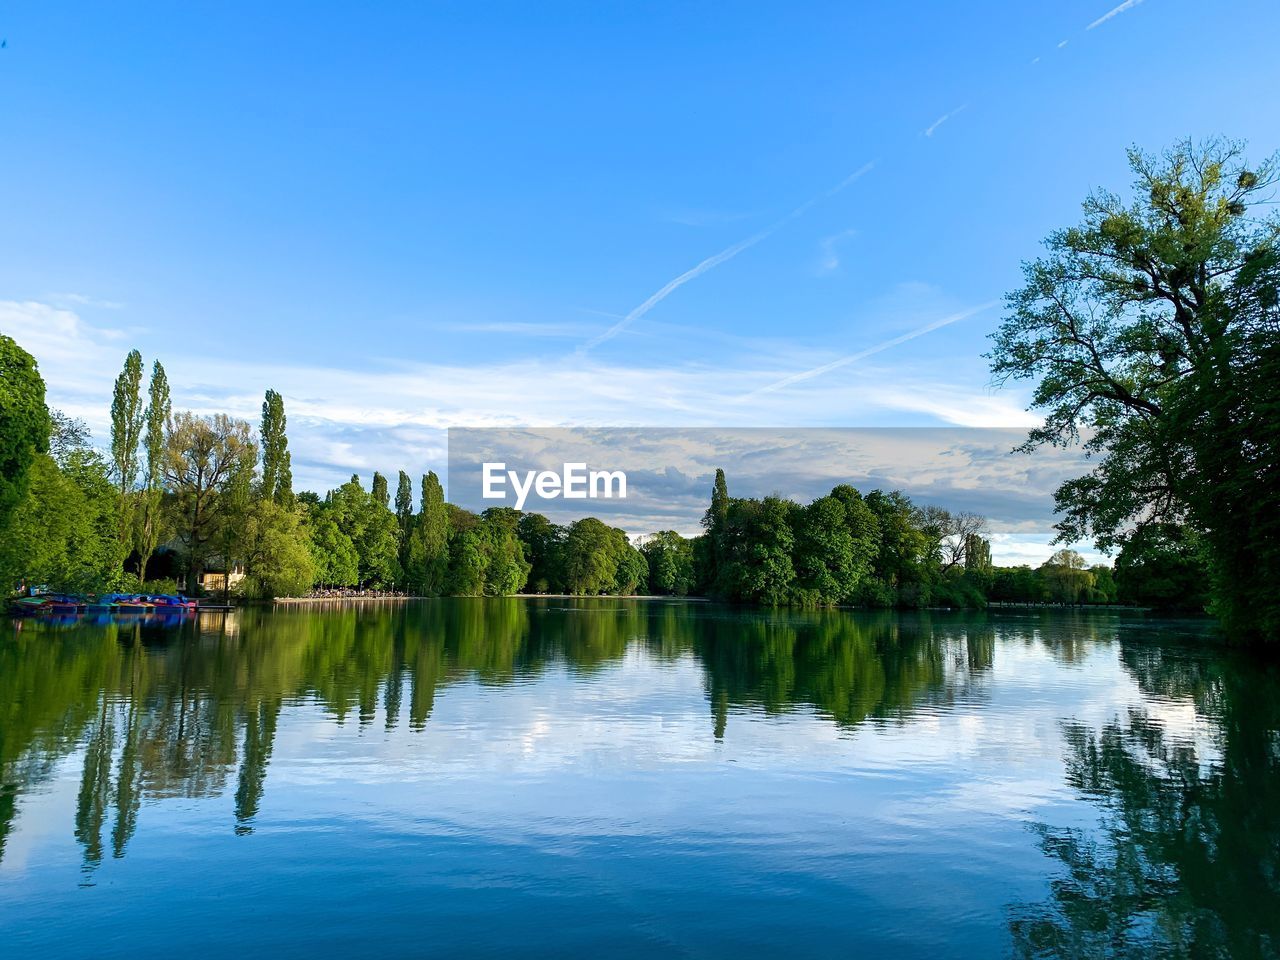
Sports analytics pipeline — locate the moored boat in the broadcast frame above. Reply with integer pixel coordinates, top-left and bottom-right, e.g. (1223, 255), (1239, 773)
(146, 594), (198, 611)
(10, 596), (52, 615)
(11, 593), (196, 618)
(9, 594), (86, 615)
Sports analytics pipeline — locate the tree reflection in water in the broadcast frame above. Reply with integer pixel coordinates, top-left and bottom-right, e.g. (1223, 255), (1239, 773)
(3, 600), (1276, 953)
(1, 601), (991, 873)
(1010, 643), (1280, 959)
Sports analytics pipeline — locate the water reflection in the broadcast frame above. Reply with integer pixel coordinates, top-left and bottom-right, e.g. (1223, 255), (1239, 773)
(1009, 642), (1280, 958)
(1, 601), (1277, 956)
(1, 602), (985, 868)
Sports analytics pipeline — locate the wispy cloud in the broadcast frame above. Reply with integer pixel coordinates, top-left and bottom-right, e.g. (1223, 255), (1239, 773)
(817, 229), (858, 273)
(1087, 0), (1145, 30)
(741, 301), (999, 400)
(660, 208), (760, 228)
(578, 162), (876, 354)
(923, 104), (968, 138)
(1057, 39), (1069, 48)
(2, 298), (1034, 498)
(420, 319), (596, 338)
(48, 292), (125, 310)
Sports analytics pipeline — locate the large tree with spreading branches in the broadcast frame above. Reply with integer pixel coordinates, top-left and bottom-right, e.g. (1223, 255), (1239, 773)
(990, 139), (1280, 640)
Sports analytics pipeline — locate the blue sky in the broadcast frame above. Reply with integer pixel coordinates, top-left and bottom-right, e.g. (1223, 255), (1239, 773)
(2, 1), (1278, 556)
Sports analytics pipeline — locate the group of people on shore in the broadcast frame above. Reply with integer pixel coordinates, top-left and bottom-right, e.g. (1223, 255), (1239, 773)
(298, 587), (410, 600)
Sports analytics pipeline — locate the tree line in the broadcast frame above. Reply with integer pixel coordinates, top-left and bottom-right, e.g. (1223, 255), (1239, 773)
(2, 336), (1167, 608)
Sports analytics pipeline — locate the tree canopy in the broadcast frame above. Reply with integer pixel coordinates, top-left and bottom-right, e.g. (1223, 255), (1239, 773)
(0, 335), (50, 530)
(990, 138), (1280, 640)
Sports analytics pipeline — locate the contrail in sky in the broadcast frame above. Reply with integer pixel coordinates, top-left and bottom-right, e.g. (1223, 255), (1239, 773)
(1087, 0), (1145, 30)
(578, 161), (875, 354)
(923, 104), (968, 137)
(740, 300), (999, 400)
(579, 1), (1149, 358)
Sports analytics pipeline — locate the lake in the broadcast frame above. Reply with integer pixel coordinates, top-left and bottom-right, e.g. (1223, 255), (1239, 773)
(1, 599), (1277, 958)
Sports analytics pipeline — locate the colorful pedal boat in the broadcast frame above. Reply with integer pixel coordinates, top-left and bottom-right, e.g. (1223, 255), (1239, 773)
(13, 593), (197, 617)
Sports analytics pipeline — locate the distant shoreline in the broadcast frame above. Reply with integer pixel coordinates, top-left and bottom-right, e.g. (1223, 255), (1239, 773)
(269, 595), (1152, 609)
(273, 593), (705, 604)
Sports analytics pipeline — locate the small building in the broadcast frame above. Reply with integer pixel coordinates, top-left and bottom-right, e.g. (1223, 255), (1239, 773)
(200, 565), (246, 594)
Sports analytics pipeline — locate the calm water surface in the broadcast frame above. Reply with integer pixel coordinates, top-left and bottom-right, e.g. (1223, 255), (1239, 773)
(1, 600), (1277, 958)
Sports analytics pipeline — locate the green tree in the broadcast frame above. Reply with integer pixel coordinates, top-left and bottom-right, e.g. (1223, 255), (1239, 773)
(135, 361), (170, 581)
(238, 499), (316, 598)
(989, 139), (1280, 640)
(0, 448), (122, 594)
(47, 409), (89, 463)
(259, 389), (293, 506)
(640, 530), (695, 596)
(964, 534), (993, 574)
(562, 517), (619, 594)
(793, 495), (868, 605)
(702, 468), (730, 584)
(718, 496), (796, 605)
(328, 475), (401, 587)
(304, 503), (359, 587)
(478, 508), (531, 596)
(517, 512), (563, 593)
(371, 472), (389, 510)
(445, 508), (486, 596)
(164, 412), (257, 593)
(109, 350), (145, 501)
(989, 565), (1047, 604)
(403, 472), (449, 595)
(216, 449), (256, 603)
(394, 470), (413, 538)
(610, 530), (648, 595)
(1039, 549), (1095, 604)
(862, 490), (929, 606)
(1114, 523), (1209, 611)
(0, 334), (50, 534)
(917, 506), (989, 573)
(1089, 564), (1118, 604)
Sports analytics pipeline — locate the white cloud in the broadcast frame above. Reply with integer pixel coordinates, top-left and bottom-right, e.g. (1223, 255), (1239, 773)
(2, 299), (1042, 507)
(447, 425), (1084, 559)
(817, 229), (858, 273)
(418, 319), (598, 338)
(47, 292), (126, 310)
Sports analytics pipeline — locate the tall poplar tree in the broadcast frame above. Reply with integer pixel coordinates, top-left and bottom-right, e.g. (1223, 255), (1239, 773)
(259, 389), (293, 506)
(702, 468), (730, 588)
(394, 471), (413, 530)
(135, 361), (171, 581)
(109, 351), (146, 547)
(404, 471), (449, 595)
(109, 351), (145, 495)
(371, 471), (389, 509)
(394, 470), (413, 567)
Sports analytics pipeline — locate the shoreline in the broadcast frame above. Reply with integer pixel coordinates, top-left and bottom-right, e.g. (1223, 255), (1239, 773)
(272, 593), (704, 604)
(268, 594), (1154, 610)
